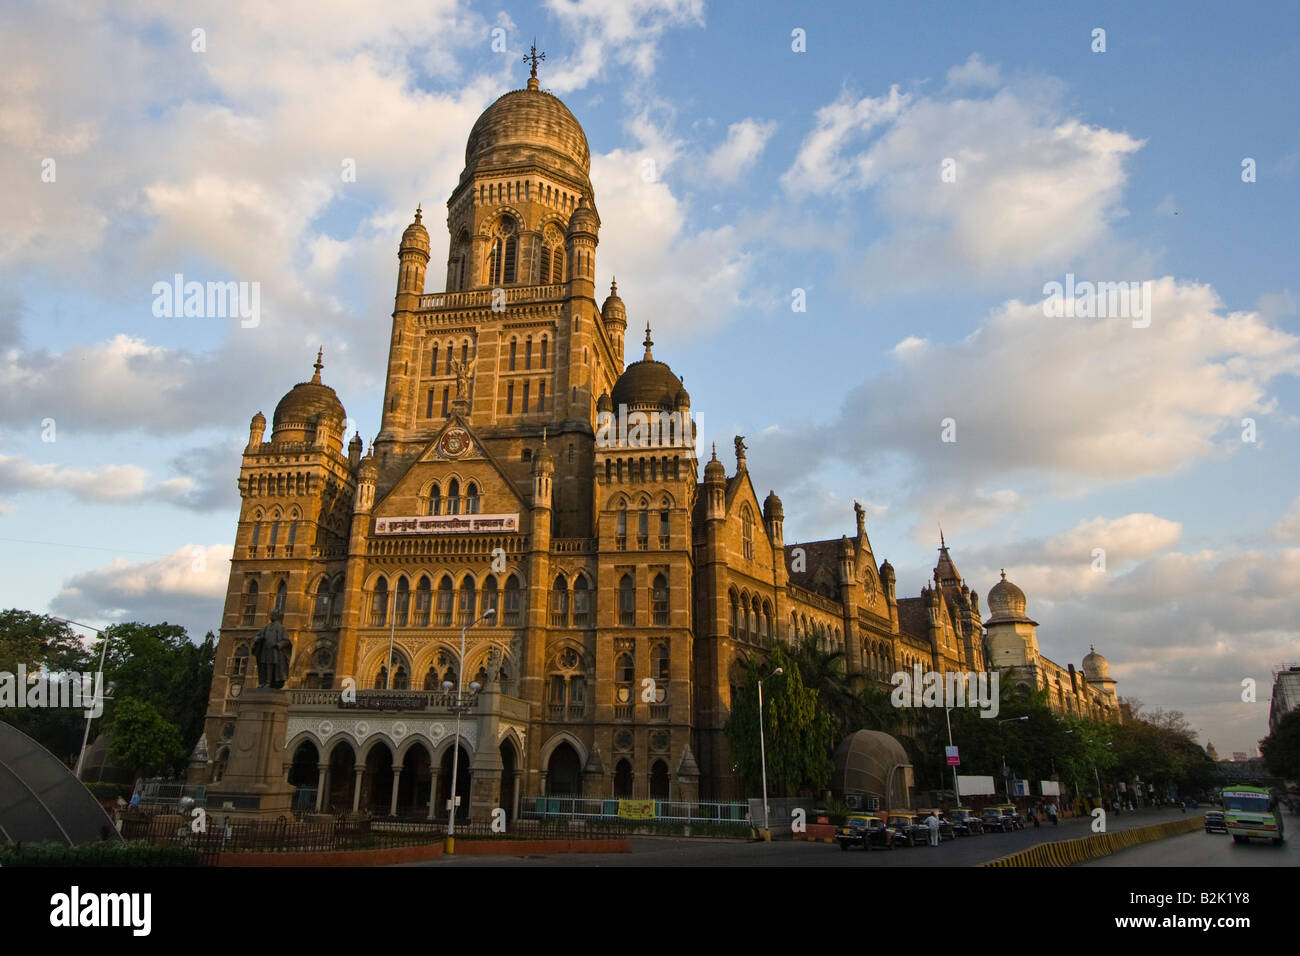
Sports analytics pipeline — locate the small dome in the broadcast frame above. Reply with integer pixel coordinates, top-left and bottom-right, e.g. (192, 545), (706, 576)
(879, 559), (895, 580)
(401, 205), (430, 253)
(610, 324), (683, 410)
(1082, 646), (1111, 680)
(986, 570), (1031, 622)
(704, 444), (726, 483)
(601, 278), (627, 325)
(251, 411), (265, 427)
(675, 385), (691, 407)
(359, 453), (378, 482)
(763, 489), (783, 522)
(463, 87), (591, 186)
(596, 392), (613, 413)
(566, 196), (599, 237)
(272, 351), (346, 438)
(533, 432), (555, 474)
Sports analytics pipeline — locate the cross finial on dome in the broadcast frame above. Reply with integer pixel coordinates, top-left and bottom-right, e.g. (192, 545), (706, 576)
(1000, 569), (1006, 580)
(312, 347), (324, 383)
(524, 40), (545, 90)
(643, 323), (654, 361)
(1090, 644), (1095, 653)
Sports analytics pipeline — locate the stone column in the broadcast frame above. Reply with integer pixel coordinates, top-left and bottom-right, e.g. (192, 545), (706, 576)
(351, 765), (365, 811)
(315, 763), (328, 811)
(389, 766), (403, 817)
(427, 770), (440, 821)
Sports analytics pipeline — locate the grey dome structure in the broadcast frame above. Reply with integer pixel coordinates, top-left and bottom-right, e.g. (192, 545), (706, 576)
(831, 730), (914, 810)
(0, 721), (122, 846)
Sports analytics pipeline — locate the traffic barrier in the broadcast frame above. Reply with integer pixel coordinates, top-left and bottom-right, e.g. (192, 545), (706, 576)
(980, 816), (1202, 867)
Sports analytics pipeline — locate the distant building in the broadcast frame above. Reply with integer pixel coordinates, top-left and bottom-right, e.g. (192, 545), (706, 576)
(1232, 752), (1251, 763)
(1268, 664), (1300, 734)
(1205, 741), (1218, 762)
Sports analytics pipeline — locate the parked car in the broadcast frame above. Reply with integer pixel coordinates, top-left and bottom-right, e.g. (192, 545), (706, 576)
(886, 813), (930, 846)
(1203, 810), (1228, 834)
(981, 808), (1010, 832)
(916, 808), (956, 841)
(865, 816), (900, 849)
(835, 814), (875, 851)
(994, 804), (1025, 830)
(948, 808), (983, 836)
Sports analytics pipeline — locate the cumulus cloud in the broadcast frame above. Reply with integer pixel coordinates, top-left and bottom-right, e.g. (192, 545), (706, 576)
(704, 118), (778, 184)
(50, 544), (232, 636)
(0, 450), (193, 504)
(782, 73), (1145, 296)
(542, 0), (706, 92)
(945, 53), (1001, 90)
(1274, 495), (1300, 541)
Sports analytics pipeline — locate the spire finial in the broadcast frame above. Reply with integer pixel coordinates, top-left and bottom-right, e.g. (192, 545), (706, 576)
(312, 347), (324, 383)
(524, 39), (545, 89)
(643, 322), (654, 361)
(611, 276), (618, 296)
(711, 442), (717, 461)
(940, 525), (946, 549)
(542, 425), (548, 445)
(414, 203), (422, 224)
(1000, 569), (1006, 580)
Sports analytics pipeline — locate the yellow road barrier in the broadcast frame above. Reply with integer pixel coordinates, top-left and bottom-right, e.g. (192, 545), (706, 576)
(980, 816), (1203, 867)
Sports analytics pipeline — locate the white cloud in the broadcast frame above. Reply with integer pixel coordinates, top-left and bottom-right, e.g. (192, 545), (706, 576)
(542, 0), (706, 92)
(945, 53), (1001, 89)
(0, 450), (194, 503)
(1274, 495), (1300, 541)
(50, 544), (232, 636)
(704, 118), (777, 184)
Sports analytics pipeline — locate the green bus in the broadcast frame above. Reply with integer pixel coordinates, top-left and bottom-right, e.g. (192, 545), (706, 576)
(1220, 786), (1285, 845)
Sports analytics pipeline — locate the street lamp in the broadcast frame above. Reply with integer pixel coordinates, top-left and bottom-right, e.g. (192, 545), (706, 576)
(443, 606), (494, 853)
(53, 617), (111, 780)
(944, 705), (961, 806)
(757, 667), (783, 839)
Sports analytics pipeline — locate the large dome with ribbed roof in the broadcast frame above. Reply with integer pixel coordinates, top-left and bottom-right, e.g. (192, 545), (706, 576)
(271, 351), (345, 438)
(611, 325), (684, 410)
(462, 82), (591, 187)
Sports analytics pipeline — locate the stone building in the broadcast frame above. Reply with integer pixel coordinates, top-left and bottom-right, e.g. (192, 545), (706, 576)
(201, 70), (1119, 817)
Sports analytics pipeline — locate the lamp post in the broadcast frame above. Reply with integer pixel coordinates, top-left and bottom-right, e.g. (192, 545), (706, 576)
(54, 617), (110, 780)
(442, 606), (494, 853)
(757, 667), (783, 839)
(944, 705), (960, 805)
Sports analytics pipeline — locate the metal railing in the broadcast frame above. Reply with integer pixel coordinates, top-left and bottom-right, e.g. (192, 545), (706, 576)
(524, 797), (750, 824)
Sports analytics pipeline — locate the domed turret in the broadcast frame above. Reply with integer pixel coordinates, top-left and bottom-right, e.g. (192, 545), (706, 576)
(248, 410), (266, 449)
(566, 195), (599, 238)
(763, 489), (783, 522)
(462, 86), (591, 187)
(610, 324), (684, 411)
(400, 205), (429, 254)
(1082, 645), (1111, 681)
(596, 392), (613, 413)
(986, 569), (1034, 624)
(704, 443), (726, 484)
(271, 350), (346, 447)
(601, 278), (626, 323)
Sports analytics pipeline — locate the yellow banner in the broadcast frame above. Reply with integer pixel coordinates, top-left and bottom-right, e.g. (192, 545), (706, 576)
(617, 799), (657, 820)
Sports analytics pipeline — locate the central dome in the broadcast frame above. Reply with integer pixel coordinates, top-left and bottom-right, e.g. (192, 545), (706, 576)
(610, 326), (684, 410)
(463, 87), (591, 186)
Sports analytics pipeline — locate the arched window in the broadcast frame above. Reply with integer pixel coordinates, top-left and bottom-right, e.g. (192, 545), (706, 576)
(552, 245), (563, 283)
(274, 579), (287, 616)
(540, 243), (552, 284)
(762, 601), (773, 646)
(329, 578), (344, 627)
(427, 483), (441, 516)
(370, 577), (388, 627)
(286, 521), (296, 553)
(615, 652), (634, 699)
(446, 341), (454, 374)
(616, 502), (628, 550)
(457, 576), (476, 626)
(509, 338), (518, 370)
(231, 643), (249, 677)
(436, 575), (454, 626)
(504, 574), (522, 626)
(525, 336), (532, 370)
(466, 482), (480, 515)
(652, 574), (669, 626)
(651, 643), (670, 689)
(742, 507), (755, 561)
(637, 507), (649, 550)
(241, 581), (259, 626)
(659, 508), (670, 547)
(447, 478), (460, 515)
(750, 597), (760, 645)
(729, 590), (739, 638)
(572, 576), (590, 627)
(482, 576), (499, 620)
(312, 580), (330, 628)
(415, 576), (432, 626)
(431, 343), (439, 375)
(551, 575), (569, 627)
(619, 574), (635, 627)
(394, 577), (410, 626)
(540, 336), (548, 369)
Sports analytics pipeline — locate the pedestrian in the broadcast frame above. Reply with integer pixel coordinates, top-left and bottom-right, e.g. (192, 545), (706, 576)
(1030, 806), (1040, 828)
(924, 811), (941, 847)
(1048, 803), (1058, 825)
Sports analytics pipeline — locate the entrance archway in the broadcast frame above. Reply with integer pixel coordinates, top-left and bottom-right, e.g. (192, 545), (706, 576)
(546, 741), (581, 795)
(499, 740), (518, 821)
(289, 740), (318, 787)
(437, 745), (471, 820)
(400, 743), (432, 816)
(614, 758), (633, 798)
(365, 742), (395, 814)
(650, 759), (669, 800)
(327, 742), (356, 812)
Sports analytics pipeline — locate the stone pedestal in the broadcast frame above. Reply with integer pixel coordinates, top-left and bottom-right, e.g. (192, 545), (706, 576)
(206, 688), (295, 824)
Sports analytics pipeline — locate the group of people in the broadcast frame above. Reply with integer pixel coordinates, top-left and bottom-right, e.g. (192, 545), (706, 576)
(1025, 803), (1060, 828)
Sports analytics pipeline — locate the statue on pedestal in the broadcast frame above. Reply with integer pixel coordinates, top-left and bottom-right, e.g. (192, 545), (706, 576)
(251, 609), (293, 690)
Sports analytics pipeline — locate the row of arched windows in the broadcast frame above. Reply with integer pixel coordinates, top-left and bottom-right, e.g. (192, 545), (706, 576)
(429, 339), (473, 377)
(368, 573), (523, 628)
(374, 646), (510, 692)
(507, 335), (549, 371)
(790, 613), (841, 652)
(423, 480), (480, 516)
(548, 573), (671, 628)
(614, 501), (671, 551)
(242, 578), (289, 627)
(730, 589), (774, 645)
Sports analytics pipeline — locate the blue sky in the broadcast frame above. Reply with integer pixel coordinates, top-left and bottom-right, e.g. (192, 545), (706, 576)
(2, 0), (1298, 756)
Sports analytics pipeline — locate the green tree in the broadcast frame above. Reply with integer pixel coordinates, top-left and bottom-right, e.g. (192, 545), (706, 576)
(1260, 710), (1300, 781)
(725, 644), (835, 797)
(0, 610), (98, 762)
(108, 698), (185, 779)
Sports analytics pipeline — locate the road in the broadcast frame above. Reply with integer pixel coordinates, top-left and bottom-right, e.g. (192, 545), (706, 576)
(405, 807), (1200, 867)
(1081, 815), (1296, 867)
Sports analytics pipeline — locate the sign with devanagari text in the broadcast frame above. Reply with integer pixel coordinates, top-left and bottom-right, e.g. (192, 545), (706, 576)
(374, 513), (519, 535)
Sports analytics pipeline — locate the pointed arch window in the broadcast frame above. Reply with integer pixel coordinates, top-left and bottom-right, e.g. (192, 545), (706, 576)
(427, 483), (441, 516)
(415, 576), (432, 626)
(742, 508), (755, 561)
(457, 576), (477, 626)
(242, 580), (259, 627)
(552, 246), (564, 283)
(447, 478), (460, 515)
(466, 482), (480, 515)
(431, 343), (439, 375)
(551, 575), (569, 627)
(435, 576), (454, 627)
(616, 503), (627, 551)
(540, 336), (548, 369)
(504, 574), (522, 626)
(652, 574), (669, 626)
(637, 507), (649, 550)
(312, 580), (330, 628)
(572, 576), (591, 627)
(394, 577), (410, 627)
(619, 574), (636, 627)
(329, 578), (344, 627)
(370, 576), (388, 627)
(651, 643), (670, 700)
(482, 576), (499, 620)
(274, 579), (287, 616)
(525, 337), (532, 370)
(509, 339), (518, 370)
